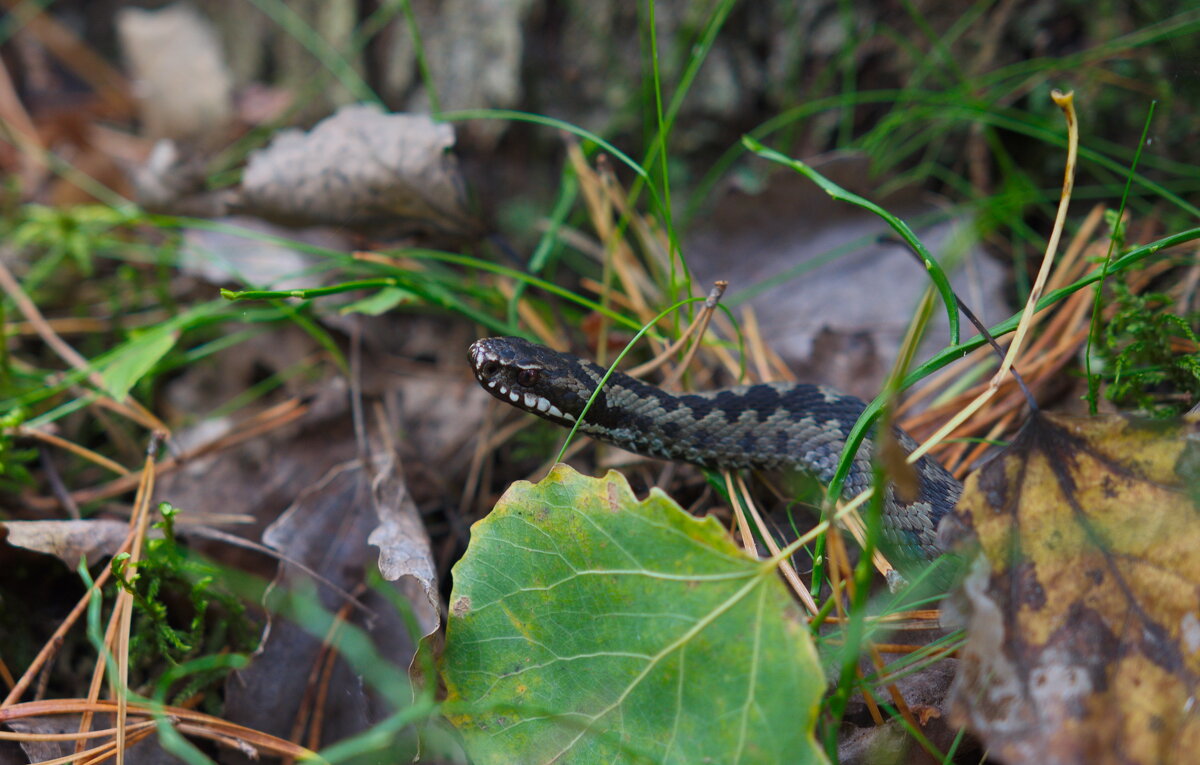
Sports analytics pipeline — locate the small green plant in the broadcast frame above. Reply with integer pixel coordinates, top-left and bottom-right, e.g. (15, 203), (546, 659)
(1097, 282), (1200, 417)
(0, 406), (36, 494)
(109, 502), (258, 708)
(9, 203), (136, 281)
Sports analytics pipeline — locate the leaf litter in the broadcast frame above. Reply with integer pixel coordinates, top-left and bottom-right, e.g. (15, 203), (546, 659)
(4, 15), (1198, 762)
(940, 412), (1200, 764)
(237, 104), (476, 236)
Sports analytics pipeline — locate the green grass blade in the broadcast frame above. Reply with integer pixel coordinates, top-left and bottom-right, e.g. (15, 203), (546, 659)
(745, 137), (961, 345)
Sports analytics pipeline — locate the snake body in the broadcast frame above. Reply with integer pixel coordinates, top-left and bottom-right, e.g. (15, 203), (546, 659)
(469, 336), (961, 571)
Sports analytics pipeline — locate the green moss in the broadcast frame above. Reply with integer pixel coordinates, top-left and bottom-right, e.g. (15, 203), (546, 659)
(110, 503), (258, 710)
(1097, 282), (1200, 417)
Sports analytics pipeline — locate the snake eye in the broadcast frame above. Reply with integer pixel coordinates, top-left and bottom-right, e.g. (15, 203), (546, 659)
(517, 368), (539, 387)
(479, 360), (499, 378)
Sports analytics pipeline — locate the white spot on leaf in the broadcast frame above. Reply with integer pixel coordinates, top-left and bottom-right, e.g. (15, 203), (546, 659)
(1183, 612), (1200, 655)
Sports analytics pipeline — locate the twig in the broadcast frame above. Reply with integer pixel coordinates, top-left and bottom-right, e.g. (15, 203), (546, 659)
(0, 59), (47, 189)
(722, 471), (758, 556)
(626, 281), (727, 379)
(38, 447), (81, 519)
(21, 427), (130, 477)
(726, 472), (819, 615)
(740, 307), (774, 383)
(0, 699), (316, 759)
(660, 281), (727, 387)
(23, 398), (308, 512)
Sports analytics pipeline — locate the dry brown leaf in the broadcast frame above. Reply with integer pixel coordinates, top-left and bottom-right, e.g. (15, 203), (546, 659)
(367, 463), (438, 618)
(237, 104), (474, 235)
(224, 443), (437, 751)
(941, 412), (1200, 765)
(683, 158), (1009, 397)
(2, 519), (137, 568)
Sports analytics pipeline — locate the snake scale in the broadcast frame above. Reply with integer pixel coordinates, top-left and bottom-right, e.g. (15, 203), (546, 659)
(469, 336), (962, 573)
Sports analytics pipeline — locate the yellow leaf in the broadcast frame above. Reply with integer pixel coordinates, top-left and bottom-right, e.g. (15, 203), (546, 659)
(942, 413), (1200, 765)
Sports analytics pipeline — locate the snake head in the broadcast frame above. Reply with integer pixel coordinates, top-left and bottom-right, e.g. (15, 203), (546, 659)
(469, 337), (593, 426)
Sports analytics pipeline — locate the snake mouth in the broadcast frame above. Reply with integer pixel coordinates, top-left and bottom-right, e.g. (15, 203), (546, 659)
(468, 339), (575, 422)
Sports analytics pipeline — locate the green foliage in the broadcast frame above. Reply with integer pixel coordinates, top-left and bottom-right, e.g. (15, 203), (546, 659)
(109, 503), (258, 708)
(9, 203), (137, 282)
(97, 325), (180, 401)
(337, 285), (417, 315)
(0, 406), (36, 494)
(3, 3), (1199, 762)
(1096, 282), (1200, 417)
(0, 202), (185, 417)
(442, 465), (827, 765)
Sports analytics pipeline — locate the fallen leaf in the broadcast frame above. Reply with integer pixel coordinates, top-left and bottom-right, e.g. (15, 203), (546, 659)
(223, 447), (437, 757)
(237, 104), (475, 235)
(2, 519), (134, 568)
(442, 464), (827, 765)
(367, 449), (440, 641)
(149, 394), (441, 756)
(941, 412), (1200, 765)
(683, 157), (1008, 396)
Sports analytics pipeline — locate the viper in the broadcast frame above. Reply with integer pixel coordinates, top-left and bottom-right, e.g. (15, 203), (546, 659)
(469, 336), (962, 577)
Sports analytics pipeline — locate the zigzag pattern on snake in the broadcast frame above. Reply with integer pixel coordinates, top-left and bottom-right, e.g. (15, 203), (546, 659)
(469, 336), (962, 573)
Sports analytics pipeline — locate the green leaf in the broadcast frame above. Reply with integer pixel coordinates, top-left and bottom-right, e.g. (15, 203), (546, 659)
(442, 465), (827, 765)
(337, 286), (416, 315)
(98, 327), (179, 400)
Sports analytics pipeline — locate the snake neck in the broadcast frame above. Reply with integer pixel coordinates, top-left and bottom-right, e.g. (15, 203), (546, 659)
(575, 367), (962, 548)
(576, 370), (856, 476)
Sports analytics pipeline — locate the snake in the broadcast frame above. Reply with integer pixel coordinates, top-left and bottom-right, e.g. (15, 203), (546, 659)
(468, 336), (962, 576)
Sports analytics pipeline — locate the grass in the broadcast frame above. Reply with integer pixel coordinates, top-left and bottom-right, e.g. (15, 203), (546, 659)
(1, 1), (1199, 762)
